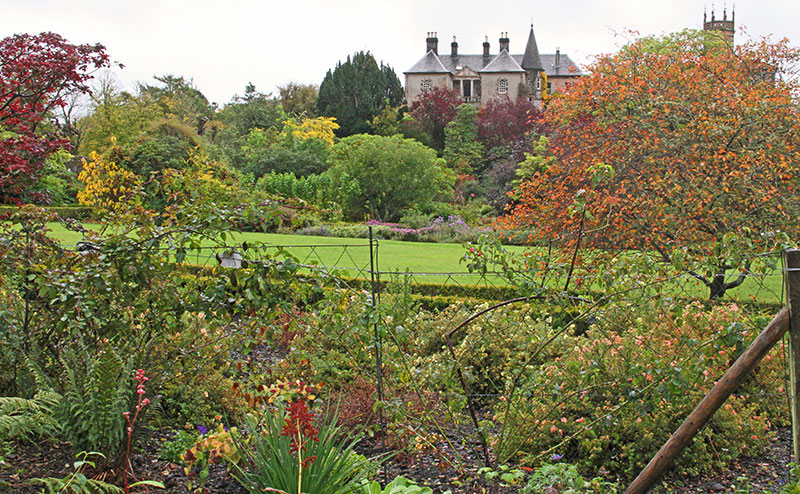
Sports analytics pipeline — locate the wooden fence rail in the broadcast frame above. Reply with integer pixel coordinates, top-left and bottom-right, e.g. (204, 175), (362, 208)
(624, 248), (800, 493)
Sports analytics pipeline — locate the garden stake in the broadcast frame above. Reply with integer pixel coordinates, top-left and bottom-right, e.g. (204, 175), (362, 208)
(369, 226), (385, 447)
(624, 306), (790, 494)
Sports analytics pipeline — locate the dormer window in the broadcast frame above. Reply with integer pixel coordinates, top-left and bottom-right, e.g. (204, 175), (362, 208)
(421, 79), (432, 91)
(498, 78), (508, 94)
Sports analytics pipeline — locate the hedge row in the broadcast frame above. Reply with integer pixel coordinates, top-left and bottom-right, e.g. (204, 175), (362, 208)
(0, 205), (95, 220)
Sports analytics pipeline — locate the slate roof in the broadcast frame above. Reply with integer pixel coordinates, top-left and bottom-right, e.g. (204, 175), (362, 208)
(521, 25), (543, 71)
(405, 50), (450, 73)
(405, 50), (583, 77)
(481, 50), (524, 72)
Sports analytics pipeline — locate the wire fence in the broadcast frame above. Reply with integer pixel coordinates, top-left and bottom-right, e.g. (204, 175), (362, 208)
(58, 230), (796, 478)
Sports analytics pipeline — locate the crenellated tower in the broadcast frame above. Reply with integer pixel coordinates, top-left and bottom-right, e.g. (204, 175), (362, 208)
(703, 5), (735, 44)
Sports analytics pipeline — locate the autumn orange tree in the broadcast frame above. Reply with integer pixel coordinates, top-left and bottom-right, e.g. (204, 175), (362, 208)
(504, 30), (800, 298)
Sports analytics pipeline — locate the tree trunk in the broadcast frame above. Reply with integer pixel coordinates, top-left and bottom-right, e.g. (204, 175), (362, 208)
(709, 274), (727, 299)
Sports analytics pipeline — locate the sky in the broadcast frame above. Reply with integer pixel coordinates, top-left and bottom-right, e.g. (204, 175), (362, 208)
(3, 0), (799, 106)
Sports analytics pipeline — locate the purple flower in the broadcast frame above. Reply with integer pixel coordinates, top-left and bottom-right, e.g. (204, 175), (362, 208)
(197, 425), (208, 435)
(550, 453), (564, 462)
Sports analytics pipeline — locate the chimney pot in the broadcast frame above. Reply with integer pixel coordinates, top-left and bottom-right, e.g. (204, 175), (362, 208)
(499, 32), (510, 52)
(426, 31), (439, 54)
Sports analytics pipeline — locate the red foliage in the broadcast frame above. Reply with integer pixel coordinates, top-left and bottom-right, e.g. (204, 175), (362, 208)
(408, 86), (461, 151)
(476, 97), (543, 152)
(0, 32), (111, 203)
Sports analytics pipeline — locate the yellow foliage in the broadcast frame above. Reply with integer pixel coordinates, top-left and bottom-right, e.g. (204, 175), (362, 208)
(282, 116), (339, 146)
(77, 151), (141, 211)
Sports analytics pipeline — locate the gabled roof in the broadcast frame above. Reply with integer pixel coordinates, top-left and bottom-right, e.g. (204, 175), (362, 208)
(405, 47), (583, 77)
(405, 50), (450, 73)
(521, 25), (544, 71)
(480, 50), (524, 73)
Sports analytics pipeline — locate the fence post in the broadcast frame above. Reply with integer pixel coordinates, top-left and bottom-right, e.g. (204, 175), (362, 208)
(623, 306), (790, 494)
(368, 226), (385, 446)
(785, 249), (800, 462)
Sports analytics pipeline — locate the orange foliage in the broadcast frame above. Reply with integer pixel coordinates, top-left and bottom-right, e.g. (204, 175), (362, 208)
(503, 31), (800, 296)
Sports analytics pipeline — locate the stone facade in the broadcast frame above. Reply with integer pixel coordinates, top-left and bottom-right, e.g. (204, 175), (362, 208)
(404, 25), (582, 107)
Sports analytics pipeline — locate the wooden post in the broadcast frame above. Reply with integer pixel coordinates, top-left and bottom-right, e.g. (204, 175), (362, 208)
(785, 249), (800, 463)
(624, 306), (790, 494)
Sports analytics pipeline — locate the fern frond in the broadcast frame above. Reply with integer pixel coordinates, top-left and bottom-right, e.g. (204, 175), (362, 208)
(29, 475), (124, 494)
(0, 391), (61, 440)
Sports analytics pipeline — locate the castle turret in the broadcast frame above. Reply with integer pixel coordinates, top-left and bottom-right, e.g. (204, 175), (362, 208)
(521, 23), (545, 101)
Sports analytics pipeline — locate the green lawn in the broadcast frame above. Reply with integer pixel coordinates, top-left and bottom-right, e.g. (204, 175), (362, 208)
(36, 222), (785, 303)
(41, 223), (523, 285)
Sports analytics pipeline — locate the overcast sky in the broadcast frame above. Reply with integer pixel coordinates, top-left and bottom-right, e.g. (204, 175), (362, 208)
(3, 0), (798, 106)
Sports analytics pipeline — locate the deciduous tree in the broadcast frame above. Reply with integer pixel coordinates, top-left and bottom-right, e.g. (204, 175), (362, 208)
(408, 86), (461, 153)
(505, 30), (800, 298)
(0, 32), (111, 203)
(327, 134), (453, 221)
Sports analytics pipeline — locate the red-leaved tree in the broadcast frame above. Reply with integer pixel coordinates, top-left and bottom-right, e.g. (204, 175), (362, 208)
(504, 31), (800, 299)
(408, 86), (461, 153)
(476, 96), (542, 155)
(0, 32), (111, 203)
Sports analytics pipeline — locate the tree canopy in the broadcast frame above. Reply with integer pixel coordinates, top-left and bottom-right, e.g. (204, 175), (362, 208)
(0, 32), (111, 203)
(504, 30), (800, 298)
(317, 51), (404, 137)
(327, 134), (453, 221)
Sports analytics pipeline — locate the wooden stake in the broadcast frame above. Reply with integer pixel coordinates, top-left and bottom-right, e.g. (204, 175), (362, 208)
(785, 249), (800, 463)
(624, 306), (790, 494)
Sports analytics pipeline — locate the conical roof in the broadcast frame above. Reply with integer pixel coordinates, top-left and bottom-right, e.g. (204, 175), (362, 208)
(521, 24), (544, 71)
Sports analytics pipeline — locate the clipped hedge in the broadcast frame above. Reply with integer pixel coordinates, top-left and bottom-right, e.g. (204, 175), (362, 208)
(0, 205), (95, 221)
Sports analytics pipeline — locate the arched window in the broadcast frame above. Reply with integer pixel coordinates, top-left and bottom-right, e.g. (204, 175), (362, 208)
(498, 79), (508, 94)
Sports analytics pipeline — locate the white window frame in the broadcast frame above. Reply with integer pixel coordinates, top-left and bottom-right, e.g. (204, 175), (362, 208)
(421, 79), (432, 91)
(498, 79), (508, 94)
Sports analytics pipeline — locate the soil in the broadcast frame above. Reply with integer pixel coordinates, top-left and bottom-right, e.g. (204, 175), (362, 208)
(0, 426), (792, 493)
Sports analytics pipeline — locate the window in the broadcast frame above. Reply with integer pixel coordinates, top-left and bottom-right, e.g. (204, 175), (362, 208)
(453, 80), (461, 93)
(498, 79), (508, 94)
(547, 82), (552, 93)
(536, 78), (541, 90)
(421, 79), (431, 91)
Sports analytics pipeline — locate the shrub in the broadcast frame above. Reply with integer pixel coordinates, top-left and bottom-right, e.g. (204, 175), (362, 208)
(495, 300), (781, 478)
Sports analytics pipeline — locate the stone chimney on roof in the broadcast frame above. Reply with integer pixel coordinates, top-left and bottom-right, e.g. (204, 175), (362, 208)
(426, 32), (438, 54)
(451, 36), (458, 57)
(483, 36), (490, 58)
(499, 32), (509, 52)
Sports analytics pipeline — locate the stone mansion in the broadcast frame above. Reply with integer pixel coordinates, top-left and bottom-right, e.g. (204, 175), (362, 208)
(404, 24), (583, 107)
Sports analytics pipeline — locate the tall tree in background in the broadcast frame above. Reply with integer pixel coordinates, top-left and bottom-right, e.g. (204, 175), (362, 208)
(0, 32), (111, 203)
(408, 86), (461, 153)
(278, 82), (318, 117)
(505, 30), (800, 298)
(317, 51), (404, 137)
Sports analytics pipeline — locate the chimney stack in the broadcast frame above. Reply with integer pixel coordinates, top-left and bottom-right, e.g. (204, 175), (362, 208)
(499, 32), (509, 52)
(483, 36), (490, 58)
(426, 32), (438, 54)
(451, 36), (458, 57)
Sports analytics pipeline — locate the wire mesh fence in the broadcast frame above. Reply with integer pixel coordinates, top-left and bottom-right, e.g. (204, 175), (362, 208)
(54, 229), (796, 479)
